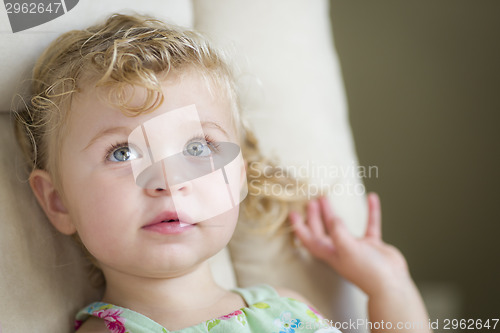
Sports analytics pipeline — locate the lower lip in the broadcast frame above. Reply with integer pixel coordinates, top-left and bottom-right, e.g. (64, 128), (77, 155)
(142, 221), (195, 235)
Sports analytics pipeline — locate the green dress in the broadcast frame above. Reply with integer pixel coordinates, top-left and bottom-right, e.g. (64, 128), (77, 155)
(75, 284), (341, 333)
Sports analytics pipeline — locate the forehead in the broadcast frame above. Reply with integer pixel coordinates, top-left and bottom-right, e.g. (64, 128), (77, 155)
(68, 71), (236, 141)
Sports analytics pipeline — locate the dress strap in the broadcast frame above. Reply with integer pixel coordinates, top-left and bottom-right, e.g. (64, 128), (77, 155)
(231, 284), (279, 306)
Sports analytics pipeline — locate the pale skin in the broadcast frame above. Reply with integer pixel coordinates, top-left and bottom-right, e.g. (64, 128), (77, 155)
(290, 193), (432, 333)
(30, 69), (430, 332)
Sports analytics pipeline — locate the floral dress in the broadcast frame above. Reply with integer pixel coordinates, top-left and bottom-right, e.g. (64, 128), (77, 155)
(75, 284), (342, 333)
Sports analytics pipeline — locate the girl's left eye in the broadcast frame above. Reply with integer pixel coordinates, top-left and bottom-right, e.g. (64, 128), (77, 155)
(107, 145), (141, 162)
(184, 141), (213, 157)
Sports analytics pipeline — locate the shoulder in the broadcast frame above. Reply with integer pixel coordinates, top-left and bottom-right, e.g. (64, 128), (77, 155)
(76, 317), (108, 333)
(273, 286), (313, 307)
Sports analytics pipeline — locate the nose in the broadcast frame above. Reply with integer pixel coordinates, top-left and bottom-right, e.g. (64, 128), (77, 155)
(141, 162), (193, 197)
(137, 159), (195, 197)
(144, 182), (171, 197)
(144, 181), (192, 197)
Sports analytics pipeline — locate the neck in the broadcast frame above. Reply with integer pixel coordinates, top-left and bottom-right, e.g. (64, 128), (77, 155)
(101, 261), (226, 318)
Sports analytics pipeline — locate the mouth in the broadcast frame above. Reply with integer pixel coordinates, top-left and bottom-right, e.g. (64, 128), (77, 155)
(160, 217), (180, 223)
(159, 218), (191, 227)
(142, 210), (195, 234)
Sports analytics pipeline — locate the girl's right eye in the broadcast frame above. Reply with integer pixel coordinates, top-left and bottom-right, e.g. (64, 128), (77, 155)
(107, 144), (141, 162)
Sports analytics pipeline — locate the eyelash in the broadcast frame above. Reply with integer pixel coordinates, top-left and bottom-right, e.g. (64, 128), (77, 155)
(104, 134), (220, 161)
(105, 142), (128, 162)
(188, 134), (220, 153)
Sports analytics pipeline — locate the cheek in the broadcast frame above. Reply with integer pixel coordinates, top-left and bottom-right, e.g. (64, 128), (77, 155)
(62, 166), (139, 242)
(70, 183), (140, 263)
(203, 205), (239, 246)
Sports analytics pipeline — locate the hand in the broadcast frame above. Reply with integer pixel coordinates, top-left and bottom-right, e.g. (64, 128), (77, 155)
(289, 193), (411, 297)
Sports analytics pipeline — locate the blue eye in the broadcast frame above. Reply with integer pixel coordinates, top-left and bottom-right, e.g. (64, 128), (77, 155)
(107, 144), (141, 162)
(185, 141), (213, 157)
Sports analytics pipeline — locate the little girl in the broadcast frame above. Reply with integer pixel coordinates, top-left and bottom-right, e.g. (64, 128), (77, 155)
(15, 14), (431, 333)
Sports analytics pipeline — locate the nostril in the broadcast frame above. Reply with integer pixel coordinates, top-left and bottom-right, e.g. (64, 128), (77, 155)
(155, 187), (165, 192)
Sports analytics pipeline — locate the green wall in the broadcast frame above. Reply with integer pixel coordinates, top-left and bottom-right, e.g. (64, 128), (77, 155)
(331, 0), (500, 319)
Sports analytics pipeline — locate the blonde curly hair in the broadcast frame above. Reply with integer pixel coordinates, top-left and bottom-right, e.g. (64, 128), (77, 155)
(14, 14), (308, 274)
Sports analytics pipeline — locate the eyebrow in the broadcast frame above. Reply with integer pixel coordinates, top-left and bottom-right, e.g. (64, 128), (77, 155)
(83, 121), (228, 151)
(83, 126), (131, 151)
(200, 120), (229, 138)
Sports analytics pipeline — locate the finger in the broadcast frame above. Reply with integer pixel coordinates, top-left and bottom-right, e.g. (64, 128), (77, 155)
(289, 211), (314, 247)
(291, 210), (336, 261)
(326, 212), (355, 252)
(307, 199), (327, 240)
(364, 192), (382, 240)
(318, 196), (352, 248)
(318, 196), (336, 235)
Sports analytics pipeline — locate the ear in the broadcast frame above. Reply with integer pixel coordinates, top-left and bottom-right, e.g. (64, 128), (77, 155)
(29, 169), (76, 235)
